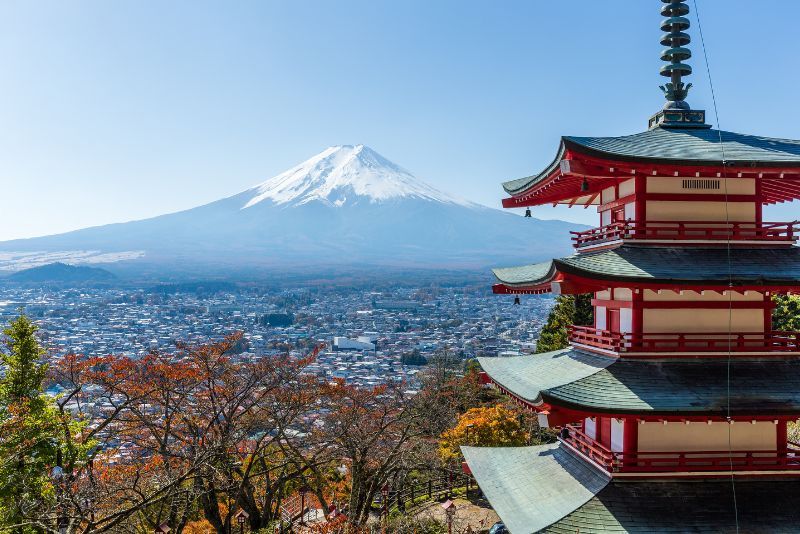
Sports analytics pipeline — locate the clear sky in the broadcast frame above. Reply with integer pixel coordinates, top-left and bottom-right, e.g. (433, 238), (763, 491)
(0, 0), (798, 241)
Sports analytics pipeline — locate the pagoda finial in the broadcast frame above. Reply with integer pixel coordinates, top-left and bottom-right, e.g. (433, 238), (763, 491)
(648, 0), (709, 129)
(659, 1), (693, 109)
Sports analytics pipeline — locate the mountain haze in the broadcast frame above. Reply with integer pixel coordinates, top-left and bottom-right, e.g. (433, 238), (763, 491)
(0, 145), (582, 274)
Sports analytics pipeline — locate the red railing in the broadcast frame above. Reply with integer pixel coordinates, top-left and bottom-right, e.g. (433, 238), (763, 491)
(569, 325), (625, 352)
(559, 425), (615, 470)
(568, 326), (800, 354)
(571, 220), (800, 248)
(560, 425), (800, 474)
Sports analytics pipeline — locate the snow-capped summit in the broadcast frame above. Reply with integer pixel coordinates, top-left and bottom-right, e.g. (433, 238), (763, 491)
(0, 144), (582, 273)
(242, 145), (473, 209)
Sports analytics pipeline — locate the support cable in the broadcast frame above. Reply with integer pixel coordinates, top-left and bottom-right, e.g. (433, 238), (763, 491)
(692, 1), (739, 531)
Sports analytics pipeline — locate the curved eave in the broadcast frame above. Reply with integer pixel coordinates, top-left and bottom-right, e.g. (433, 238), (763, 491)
(492, 260), (559, 294)
(461, 444), (610, 534)
(477, 349), (616, 407)
(546, 477), (800, 532)
(465, 444), (800, 532)
(562, 130), (800, 169)
(493, 246), (800, 292)
(481, 352), (800, 416)
(502, 128), (800, 207)
(502, 141), (567, 196)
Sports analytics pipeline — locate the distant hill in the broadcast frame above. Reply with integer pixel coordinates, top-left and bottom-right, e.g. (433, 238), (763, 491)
(8, 262), (116, 283)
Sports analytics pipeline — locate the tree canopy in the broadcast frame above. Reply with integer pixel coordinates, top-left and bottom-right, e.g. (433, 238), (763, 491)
(536, 294), (593, 353)
(0, 316), (490, 533)
(0, 316), (66, 532)
(438, 405), (528, 463)
(773, 294), (800, 331)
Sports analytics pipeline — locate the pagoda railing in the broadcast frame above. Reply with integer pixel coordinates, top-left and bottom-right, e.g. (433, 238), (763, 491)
(569, 326), (800, 354)
(559, 425), (615, 470)
(571, 220), (800, 248)
(569, 325), (625, 352)
(560, 425), (800, 474)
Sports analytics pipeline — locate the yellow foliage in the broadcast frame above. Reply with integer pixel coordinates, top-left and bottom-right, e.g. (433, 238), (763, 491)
(183, 520), (215, 534)
(439, 405), (528, 462)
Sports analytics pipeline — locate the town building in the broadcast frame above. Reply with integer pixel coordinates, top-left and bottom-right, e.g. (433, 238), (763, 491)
(463, 2), (800, 531)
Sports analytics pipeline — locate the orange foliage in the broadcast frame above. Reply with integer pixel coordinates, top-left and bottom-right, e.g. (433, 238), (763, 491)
(439, 405), (528, 462)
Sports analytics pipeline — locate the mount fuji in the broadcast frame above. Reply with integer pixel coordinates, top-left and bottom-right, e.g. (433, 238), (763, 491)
(0, 145), (581, 275)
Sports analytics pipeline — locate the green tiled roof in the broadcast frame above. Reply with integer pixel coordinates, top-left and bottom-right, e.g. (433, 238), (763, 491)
(546, 478), (800, 533)
(493, 246), (800, 288)
(503, 127), (800, 195)
(465, 443), (800, 533)
(461, 444), (610, 534)
(480, 350), (800, 415)
(477, 349), (614, 404)
(566, 127), (800, 166)
(492, 261), (557, 287)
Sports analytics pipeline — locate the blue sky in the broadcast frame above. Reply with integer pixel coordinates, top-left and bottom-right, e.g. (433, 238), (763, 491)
(0, 0), (798, 240)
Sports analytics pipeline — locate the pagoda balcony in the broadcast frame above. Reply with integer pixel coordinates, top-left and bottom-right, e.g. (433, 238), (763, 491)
(571, 220), (800, 249)
(569, 326), (800, 356)
(560, 425), (800, 475)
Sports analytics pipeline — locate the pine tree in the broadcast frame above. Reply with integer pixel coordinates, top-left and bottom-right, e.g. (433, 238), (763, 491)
(536, 294), (593, 353)
(773, 294), (800, 331)
(0, 315), (61, 531)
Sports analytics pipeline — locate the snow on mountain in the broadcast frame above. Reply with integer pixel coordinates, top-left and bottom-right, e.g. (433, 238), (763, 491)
(0, 144), (584, 274)
(242, 144), (474, 209)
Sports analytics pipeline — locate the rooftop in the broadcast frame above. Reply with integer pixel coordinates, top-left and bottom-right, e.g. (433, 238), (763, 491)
(493, 245), (800, 292)
(503, 127), (800, 197)
(463, 443), (800, 533)
(479, 349), (800, 416)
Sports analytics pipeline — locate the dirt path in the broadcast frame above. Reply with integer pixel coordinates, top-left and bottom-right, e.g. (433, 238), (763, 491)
(413, 497), (499, 533)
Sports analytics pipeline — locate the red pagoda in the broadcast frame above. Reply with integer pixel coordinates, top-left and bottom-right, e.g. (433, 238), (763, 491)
(462, 1), (800, 532)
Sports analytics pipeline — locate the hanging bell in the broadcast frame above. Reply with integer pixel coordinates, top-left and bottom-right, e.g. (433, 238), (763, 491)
(581, 177), (590, 192)
(524, 208), (532, 218)
(513, 296), (521, 305)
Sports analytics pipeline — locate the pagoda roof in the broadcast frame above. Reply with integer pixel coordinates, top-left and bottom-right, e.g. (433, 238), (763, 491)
(493, 245), (800, 293)
(480, 349), (800, 416)
(464, 442), (800, 533)
(478, 348), (614, 405)
(547, 478), (800, 533)
(461, 444), (610, 534)
(504, 126), (800, 196)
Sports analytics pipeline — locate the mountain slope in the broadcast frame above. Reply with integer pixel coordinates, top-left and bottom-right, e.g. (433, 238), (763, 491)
(0, 145), (584, 274)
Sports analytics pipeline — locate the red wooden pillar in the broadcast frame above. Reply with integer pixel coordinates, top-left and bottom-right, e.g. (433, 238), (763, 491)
(632, 289), (644, 335)
(622, 418), (639, 469)
(599, 417), (612, 449)
(634, 176), (646, 222)
(594, 290), (601, 329)
(777, 419), (788, 453)
(623, 419), (639, 453)
(755, 179), (763, 223)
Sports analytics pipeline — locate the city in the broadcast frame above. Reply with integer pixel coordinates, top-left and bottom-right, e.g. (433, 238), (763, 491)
(0, 280), (552, 389)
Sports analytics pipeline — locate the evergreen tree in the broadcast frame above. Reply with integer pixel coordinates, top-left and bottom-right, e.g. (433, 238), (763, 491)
(0, 316), (61, 531)
(536, 294), (593, 353)
(773, 294), (800, 331)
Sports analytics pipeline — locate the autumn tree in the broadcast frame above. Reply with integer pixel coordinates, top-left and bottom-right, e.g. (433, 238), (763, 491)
(293, 381), (427, 526)
(43, 349), (212, 533)
(1, 323), (493, 533)
(33, 335), (328, 533)
(438, 405), (529, 463)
